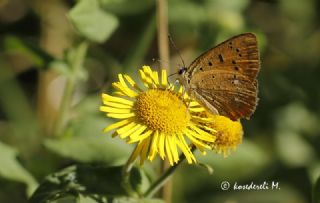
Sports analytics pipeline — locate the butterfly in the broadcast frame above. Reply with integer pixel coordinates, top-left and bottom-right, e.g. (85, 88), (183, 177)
(177, 33), (260, 121)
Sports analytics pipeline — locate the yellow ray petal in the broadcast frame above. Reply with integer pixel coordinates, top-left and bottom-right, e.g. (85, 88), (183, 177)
(100, 106), (132, 114)
(107, 112), (135, 119)
(196, 125), (217, 134)
(103, 101), (132, 109)
(128, 142), (144, 164)
(128, 130), (153, 143)
(177, 134), (196, 163)
(161, 69), (167, 87)
(124, 74), (143, 92)
(116, 122), (136, 135)
(112, 82), (138, 97)
(148, 131), (159, 161)
(189, 101), (200, 107)
(102, 94), (134, 105)
(188, 125), (216, 142)
(184, 130), (209, 151)
(120, 124), (142, 139)
(142, 66), (158, 86)
(169, 135), (179, 163)
(175, 134), (194, 164)
(128, 125), (147, 140)
(152, 71), (159, 85)
(114, 91), (126, 96)
(103, 119), (131, 133)
(139, 69), (152, 88)
(140, 136), (151, 165)
(158, 133), (165, 159)
(191, 115), (213, 123)
(189, 107), (206, 112)
(165, 135), (174, 165)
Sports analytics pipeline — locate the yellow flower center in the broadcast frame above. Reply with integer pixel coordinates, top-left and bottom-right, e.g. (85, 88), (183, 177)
(134, 89), (190, 134)
(208, 115), (243, 156)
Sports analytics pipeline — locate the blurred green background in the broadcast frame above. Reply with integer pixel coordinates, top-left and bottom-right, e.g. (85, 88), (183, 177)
(0, 0), (320, 202)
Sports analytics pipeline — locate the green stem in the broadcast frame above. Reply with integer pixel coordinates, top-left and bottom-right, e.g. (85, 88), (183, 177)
(144, 152), (189, 198)
(121, 148), (138, 196)
(124, 14), (156, 71)
(144, 146), (196, 198)
(144, 160), (182, 198)
(52, 41), (88, 136)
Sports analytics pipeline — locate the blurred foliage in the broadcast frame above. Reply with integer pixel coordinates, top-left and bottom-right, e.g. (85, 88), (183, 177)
(28, 165), (154, 203)
(0, 0), (320, 202)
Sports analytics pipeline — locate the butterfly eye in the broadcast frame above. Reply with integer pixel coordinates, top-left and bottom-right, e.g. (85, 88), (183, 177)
(178, 67), (187, 75)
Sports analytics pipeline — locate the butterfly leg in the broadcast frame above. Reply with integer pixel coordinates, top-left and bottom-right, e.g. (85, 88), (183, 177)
(185, 99), (192, 117)
(180, 84), (187, 107)
(180, 85), (192, 117)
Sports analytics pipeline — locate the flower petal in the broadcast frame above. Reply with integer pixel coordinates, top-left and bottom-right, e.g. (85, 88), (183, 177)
(103, 101), (132, 109)
(165, 135), (174, 165)
(176, 134), (194, 164)
(128, 130), (153, 143)
(148, 131), (159, 161)
(189, 107), (206, 112)
(103, 119), (131, 133)
(107, 112), (135, 119)
(129, 142), (144, 164)
(140, 136), (151, 165)
(100, 106), (132, 114)
(188, 125), (216, 142)
(112, 82), (138, 97)
(102, 94), (134, 106)
(120, 124), (142, 139)
(124, 74), (143, 92)
(184, 130), (210, 151)
(117, 122), (136, 135)
(169, 135), (179, 163)
(161, 69), (167, 87)
(128, 125), (147, 140)
(152, 71), (159, 85)
(158, 133), (165, 159)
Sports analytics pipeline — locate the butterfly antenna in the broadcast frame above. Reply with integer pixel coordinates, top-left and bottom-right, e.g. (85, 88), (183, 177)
(168, 34), (186, 68)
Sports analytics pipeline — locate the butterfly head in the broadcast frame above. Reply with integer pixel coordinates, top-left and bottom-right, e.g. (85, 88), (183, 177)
(176, 66), (191, 88)
(178, 67), (187, 75)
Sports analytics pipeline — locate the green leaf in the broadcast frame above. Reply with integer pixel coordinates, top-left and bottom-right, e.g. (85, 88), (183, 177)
(313, 175), (320, 203)
(275, 131), (315, 167)
(28, 165), (151, 203)
(69, 0), (119, 43)
(0, 142), (38, 196)
(205, 0), (250, 12)
(2, 35), (54, 69)
(99, 0), (155, 16)
(112, 197), (165, 203)
(129, 166), (150, 195)
(45, 94), (133, 165)
(79, 195), (98, 203)
(49, 60), (71, 76)
(28, 166), (81, 203)
(177, 140), (271, 192)
(49, 59), (88, 81)
(44, 135), (132, 165)
(196, 162), (214, 175)
(169, 2), (206, 25)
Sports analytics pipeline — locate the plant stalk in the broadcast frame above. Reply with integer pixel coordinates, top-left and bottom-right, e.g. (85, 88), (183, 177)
(52, 41), (88, 137)
(121, 148), (138, 196)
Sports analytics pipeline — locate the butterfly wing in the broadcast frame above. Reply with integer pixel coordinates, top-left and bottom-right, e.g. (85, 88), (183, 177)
(185, 33), (260, 120)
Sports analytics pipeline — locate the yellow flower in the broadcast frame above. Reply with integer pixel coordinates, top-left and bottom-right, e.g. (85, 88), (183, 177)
(205, 114), (243, 157)
(100, 66), (217, 165)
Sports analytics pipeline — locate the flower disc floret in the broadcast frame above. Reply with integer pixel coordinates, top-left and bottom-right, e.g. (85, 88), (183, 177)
(135, 89), (190, 134)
